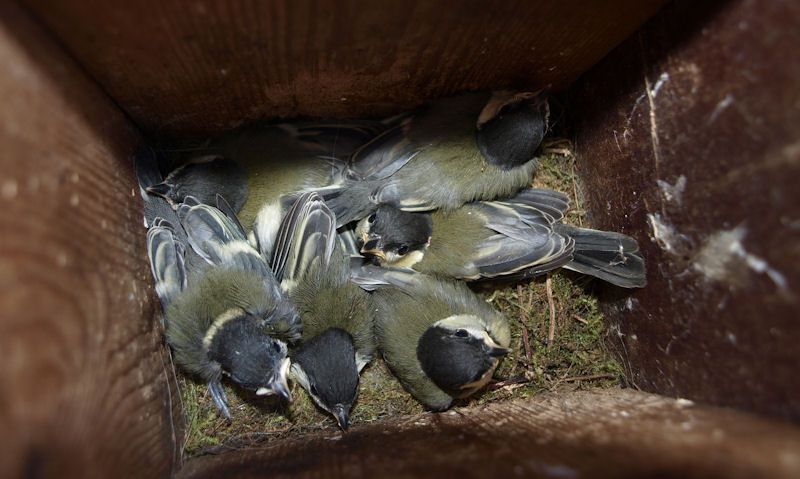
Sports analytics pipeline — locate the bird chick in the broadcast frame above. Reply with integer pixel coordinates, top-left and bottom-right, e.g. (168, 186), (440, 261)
(318, 91), (549, 226)
(356, 188), (646, 288)
(139, 150), (300, 419)
(353, 268), (510, 410)
(271, 192), (375, 429)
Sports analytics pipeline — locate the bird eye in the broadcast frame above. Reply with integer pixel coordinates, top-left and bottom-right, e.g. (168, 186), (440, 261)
(454, 329), (469, 338)
(397, 245), (409, 255)
(367, 213), (376, 224)
(272, 342), (282, 353)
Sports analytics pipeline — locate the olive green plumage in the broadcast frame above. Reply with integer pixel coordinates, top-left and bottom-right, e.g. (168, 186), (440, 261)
(272, 192), (375, 428)
(288, 247), (374, 361)
(212, 126), (337, 230)
(379, 93), (539, 209)
(324, 91), (544, 225)
(413, 205), (489, 277)
(372, 274), (510, 410)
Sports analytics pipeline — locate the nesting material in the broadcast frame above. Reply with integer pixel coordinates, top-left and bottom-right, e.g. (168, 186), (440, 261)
(176, 142), (623, 456)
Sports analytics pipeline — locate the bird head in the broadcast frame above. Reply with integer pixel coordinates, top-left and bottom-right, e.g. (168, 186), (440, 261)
(356, 205), (432, 268)
(206, 313), (292, 402)
(290, 328), (360, 430)
(476, 91), (548, 170)
(417, 314), (511, 399)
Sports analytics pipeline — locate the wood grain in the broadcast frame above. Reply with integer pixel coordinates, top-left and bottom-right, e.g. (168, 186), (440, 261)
(178, 389), (800, 478)
(20, 0), (664, 140)
(0, 3), (179, 477)
(570, 0), (800, 420)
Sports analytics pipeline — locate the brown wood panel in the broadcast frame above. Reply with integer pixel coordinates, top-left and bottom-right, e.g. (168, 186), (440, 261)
(20, 0), (664, 140)
(0, 3), (180, 477)
(570, 0), (800, 419)
(178, 389), (800, 479)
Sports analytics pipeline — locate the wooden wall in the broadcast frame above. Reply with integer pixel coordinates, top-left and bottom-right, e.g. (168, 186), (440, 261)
(21, 0), (664, 140)
(570, 0), (800, 420)
(178, 390), (800, 479)
(0, 3), (178, 477)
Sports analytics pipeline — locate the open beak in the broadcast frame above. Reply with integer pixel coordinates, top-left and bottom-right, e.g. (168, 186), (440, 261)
(332, 404), (350, 431)
(360, 236), (386, 260)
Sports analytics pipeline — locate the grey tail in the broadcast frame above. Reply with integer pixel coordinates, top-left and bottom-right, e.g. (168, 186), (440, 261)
(313, 181), (378, 227)
(556, 224), (647, 288)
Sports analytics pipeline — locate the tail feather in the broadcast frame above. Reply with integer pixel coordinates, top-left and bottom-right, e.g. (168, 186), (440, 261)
(556, 224), (647, 288)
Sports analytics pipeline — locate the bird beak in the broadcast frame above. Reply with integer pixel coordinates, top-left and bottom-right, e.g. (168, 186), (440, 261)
(332, 404), (350, 431)
(256, 358), (293, 402)
(360, 235), (386, 260)
(482, 332), (511, 358)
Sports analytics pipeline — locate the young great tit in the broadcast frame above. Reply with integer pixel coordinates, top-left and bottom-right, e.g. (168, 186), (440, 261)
(270, 192), (375, 430)
(140, 152), (301, 419)
(317, 91), (549, 226)
(355, 188), (647, 288)
(352, 267), (511, 410)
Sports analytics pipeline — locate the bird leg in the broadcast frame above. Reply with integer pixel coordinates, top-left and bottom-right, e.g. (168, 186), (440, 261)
(208, 379), (232, 421)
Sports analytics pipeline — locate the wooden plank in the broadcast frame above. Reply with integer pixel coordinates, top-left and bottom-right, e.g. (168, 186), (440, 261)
(0, 3), (180, 477)
(570, 0), (800, 419)
(178, 389), (800, 478)
(20, 0), (664, 140)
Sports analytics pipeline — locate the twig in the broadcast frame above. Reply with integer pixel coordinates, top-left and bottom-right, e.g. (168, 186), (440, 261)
(516, 285), (533, 364)
(573, 315), (588, 325)
(545, 275), (556, 347)
(562, 373), (616, 383)
(489, 376), (531, 391)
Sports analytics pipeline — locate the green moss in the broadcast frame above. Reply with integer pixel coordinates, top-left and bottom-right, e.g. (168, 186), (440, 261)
(177, 140), (623, 456)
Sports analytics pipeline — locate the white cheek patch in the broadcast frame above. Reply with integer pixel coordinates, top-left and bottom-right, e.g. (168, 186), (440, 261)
(290, 363), (311, 390)
(254, 202), (284, 257)
(385, 249), (425, 269)
(290, 363), (329, 412)
(356, 352), (371, 373)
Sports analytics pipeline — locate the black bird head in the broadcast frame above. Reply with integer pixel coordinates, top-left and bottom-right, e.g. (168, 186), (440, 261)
(476, 91), (548, 170)
(356, 205), (432, 267)
(291, 328), (359, 430)
(417, 315), (511, 399)
(147, 156), (249, 213)
(206, 314), (292, 402)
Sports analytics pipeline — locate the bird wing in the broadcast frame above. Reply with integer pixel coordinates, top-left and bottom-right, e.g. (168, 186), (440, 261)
(179, 197), (270, 277)
(281, 120), (388, 160)
(271, 192), (336, 285)
(215, 193), (246, 235)
(470, 198), (575, 279)
(503, 188), (570, 223)
(346, 118), (420, 181)
(146, 218), (187, 308)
